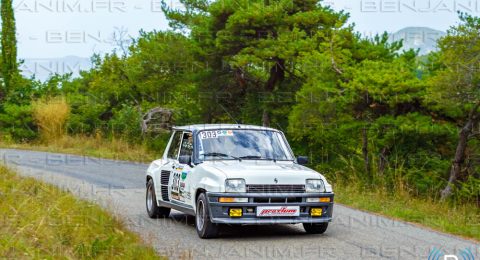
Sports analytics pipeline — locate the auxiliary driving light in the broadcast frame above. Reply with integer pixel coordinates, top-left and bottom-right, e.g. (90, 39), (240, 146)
(310, 208), (323, 217)
(229, 208), (243, 217)
(219, 197), (248, 203)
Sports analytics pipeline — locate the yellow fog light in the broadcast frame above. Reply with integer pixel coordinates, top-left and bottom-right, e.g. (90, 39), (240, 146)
(310, 208), (323, 217)
(229, 208), (243, 217)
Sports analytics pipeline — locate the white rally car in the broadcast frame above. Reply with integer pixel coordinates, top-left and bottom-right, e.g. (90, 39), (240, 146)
(146, 124), (334, 238)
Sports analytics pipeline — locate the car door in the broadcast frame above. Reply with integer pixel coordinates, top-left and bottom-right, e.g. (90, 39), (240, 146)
(171, 132), (194, 204)
(159, 131), (182, 203)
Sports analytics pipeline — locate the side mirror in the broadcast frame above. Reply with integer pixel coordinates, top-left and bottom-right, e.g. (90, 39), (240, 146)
(178, 155), (192, 165)
(297, 156), (309, 165)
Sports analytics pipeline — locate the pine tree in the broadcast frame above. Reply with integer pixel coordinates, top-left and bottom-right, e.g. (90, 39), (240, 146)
(162, 0), (349, 126)
(1, 0), (18, 98)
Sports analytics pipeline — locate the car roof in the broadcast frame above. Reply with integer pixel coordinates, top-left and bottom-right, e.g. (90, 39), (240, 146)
(173, 124), (282, 132)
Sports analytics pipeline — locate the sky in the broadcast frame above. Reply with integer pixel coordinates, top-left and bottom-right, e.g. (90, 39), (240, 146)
(13, 0), (480, 78)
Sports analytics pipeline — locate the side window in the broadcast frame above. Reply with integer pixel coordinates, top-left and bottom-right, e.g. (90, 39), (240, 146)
(167, 132), (182, 159)
(179, 132), (193, 157)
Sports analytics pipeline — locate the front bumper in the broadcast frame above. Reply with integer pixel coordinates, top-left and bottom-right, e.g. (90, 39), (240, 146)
(206, 192), (334, 224)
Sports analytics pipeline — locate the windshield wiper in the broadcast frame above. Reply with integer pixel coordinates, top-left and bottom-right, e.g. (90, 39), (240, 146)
(239, 155), (263, 159)
(239, 155), (278, 162)
(203, 152), (240, 160)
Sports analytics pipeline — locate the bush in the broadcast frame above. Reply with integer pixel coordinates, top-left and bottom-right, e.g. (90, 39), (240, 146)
(144, 132), (171, 153)
(0, 103), (37, 142)
(65, 93), (108, 135)
(109, 104), (142, 141)
(32, 97), (70, 143)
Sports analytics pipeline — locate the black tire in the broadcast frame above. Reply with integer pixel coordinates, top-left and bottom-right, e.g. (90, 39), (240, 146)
(195, 193), (219, 238)
(146, 179), (170, 218)
(303, 222), (328, 234)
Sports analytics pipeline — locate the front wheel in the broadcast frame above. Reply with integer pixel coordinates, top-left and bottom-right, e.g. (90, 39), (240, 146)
(195, 193), (219, 238)
(303, 222), (328, 234)
(146, 179), (170, 218)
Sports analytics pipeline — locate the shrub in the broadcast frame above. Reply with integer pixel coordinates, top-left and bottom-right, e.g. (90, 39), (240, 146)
(65, 93), (108, 135)
(32, 97), (70, 143)
(0, 103), (37, 142)
(109, 104), (142, 141)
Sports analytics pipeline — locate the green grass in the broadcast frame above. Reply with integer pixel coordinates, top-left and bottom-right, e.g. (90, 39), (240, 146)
(1, 135), (478, 242)
(335, 184), (480, 241)
(0, 166), (162, 259)
(0, 135), (160, 163)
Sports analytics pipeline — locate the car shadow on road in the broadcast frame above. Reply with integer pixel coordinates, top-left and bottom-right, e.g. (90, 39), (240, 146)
(169, 213), (322, 239)
(168, 212), (196, 226)
(219, 224), (308, 239)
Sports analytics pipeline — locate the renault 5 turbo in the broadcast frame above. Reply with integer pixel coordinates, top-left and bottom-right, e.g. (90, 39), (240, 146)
(146, 124), (334, 238)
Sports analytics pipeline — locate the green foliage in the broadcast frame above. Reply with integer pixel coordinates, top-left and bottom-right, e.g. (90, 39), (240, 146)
(341, 57), (424, 117)
(426, 14), (480, 117)
(0, 103), (36, 141)
(457, 174), (480, 203)
(66, 93), (108, 135)
(163, 0), (353, 125)
(58, 31), (199, 136)
(1, 0), (19, 95)
(110, 104), (142, 140)
(287, 15), (478, 202)
(0, 2), (478, 205)
(144, 132), (171, 153)
(370, 114), (456, 194)
(423, 13), (480, 200)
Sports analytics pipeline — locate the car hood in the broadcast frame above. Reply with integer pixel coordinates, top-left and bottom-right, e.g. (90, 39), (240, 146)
(201, 160), (328, 186)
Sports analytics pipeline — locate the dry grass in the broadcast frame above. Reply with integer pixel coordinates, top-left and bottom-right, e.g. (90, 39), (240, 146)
(0, 135), (160, 163)
(0, 166), (162, 259)
(3, 133), (477, 242)
(32, 97), (70, 142)
(335, 183), (480, 241)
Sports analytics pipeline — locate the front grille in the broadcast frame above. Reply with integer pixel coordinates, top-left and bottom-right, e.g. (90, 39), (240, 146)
(253, 197), (303, 203)
(246, 184), (305, 193)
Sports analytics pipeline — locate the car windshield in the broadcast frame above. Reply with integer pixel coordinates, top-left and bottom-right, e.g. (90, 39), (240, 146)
(197, 129), (294, 161)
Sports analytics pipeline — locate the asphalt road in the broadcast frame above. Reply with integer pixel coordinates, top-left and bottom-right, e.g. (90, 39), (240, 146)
(1, 148), (478, 259)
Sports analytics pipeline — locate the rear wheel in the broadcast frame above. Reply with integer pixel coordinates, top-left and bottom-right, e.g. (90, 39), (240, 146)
(195, 193), (219, 238)
(146, 179), (170, 218)
(303, 223), (328, 234)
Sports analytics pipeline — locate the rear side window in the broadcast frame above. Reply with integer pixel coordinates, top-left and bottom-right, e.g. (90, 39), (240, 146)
(167, 132), (182, 159)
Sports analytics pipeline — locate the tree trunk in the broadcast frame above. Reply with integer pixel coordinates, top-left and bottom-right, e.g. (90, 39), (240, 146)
(362, 126), (371, 175)
(441, 103), (480, 200)
(261, 58), (285, 127)
(378, 147), (389, 175)
(262, 109), (270, 127)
